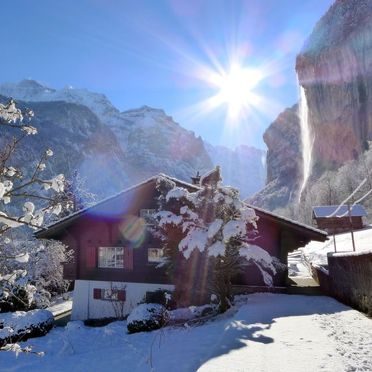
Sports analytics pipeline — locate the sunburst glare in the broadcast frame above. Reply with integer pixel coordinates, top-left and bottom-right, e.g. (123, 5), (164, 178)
(209, 63), (263, 119)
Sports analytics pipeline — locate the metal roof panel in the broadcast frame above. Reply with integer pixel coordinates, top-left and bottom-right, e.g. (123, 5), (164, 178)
(313, 205), (367, 218)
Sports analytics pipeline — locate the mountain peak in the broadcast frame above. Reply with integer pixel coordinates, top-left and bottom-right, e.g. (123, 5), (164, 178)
(125, 105), (166, 116)
(0, 79), (55, 98)
(18, 79), (45, 88)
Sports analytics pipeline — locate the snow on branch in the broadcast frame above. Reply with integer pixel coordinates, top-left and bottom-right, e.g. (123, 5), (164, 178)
(0, 99), (74, 312)
(154, 171), (282, 312)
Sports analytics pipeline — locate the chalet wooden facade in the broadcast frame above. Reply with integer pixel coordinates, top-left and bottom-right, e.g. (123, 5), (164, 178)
(313, 205), (367, 234)
(36, 174), (327, 320)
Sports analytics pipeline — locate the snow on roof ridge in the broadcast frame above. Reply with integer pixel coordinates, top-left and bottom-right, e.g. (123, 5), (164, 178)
(161, 173), (200, 190)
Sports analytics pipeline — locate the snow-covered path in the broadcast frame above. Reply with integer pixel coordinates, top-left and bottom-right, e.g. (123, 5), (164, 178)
(199, 295), (371, 372)
(2, 294), (371, 372)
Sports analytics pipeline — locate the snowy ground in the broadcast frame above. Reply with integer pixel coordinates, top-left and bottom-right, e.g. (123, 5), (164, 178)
(47, 292), (73, 317)
(288, 250), (313, 278)
(2, 294), (371, 372)
(302, 226), (372, 266)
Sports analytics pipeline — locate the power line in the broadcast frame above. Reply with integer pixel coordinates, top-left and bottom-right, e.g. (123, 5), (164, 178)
(326, 177), (367, 218)
(338, 188), (372, 218)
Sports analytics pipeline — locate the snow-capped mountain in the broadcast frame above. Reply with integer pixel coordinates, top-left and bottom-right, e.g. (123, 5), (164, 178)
(0, 80), (122, 125)
(0, 96), (129, 200)
(0, 80), (265, 198)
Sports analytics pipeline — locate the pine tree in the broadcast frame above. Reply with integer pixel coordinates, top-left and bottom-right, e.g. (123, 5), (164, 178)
(154, 169), (278, 312)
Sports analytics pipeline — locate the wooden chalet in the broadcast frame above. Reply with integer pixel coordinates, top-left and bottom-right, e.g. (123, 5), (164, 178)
(36, 174), (327, 320)
(313, 205), (367, 234)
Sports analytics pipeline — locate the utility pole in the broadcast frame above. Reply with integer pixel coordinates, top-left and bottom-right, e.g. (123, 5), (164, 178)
(347, 203), (356, 252)
(333, 233), (337, 252)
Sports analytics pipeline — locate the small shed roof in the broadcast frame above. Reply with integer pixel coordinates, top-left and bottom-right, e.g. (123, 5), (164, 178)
(313, 205), (367, 218)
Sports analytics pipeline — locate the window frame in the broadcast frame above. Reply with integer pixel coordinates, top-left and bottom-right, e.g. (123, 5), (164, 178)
(147, 247), (164, 264)
(98, 246), (124, 269)
(93, 288), (126, 301)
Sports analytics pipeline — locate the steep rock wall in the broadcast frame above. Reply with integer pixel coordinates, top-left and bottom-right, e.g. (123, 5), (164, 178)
(251, 0), (372, 213)
(296, 0), (372, 173)
(249, 105), (301, 210)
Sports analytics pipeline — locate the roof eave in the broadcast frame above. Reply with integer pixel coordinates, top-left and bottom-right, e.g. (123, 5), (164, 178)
(34, 174), (200, 239)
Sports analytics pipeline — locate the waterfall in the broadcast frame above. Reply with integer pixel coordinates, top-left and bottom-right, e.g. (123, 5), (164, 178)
(298, 85), (313, 200)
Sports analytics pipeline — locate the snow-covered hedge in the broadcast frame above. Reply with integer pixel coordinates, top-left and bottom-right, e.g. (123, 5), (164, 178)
(0, 270), (36, 313)
(145, 289), (176, 309)
(127, 303), (169, 334)
(0, 309), (54, 347)
(169, 304), (217, 323)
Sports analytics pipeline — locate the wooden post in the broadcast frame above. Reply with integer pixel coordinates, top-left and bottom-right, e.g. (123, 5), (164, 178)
(347, 203), (356, 252)
(333, 233), (337, 252)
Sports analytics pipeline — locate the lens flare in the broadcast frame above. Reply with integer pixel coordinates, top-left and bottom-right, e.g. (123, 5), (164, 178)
(119, 215), (146, 248)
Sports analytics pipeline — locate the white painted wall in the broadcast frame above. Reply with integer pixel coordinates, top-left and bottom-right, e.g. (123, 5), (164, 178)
(72, 280), (174, 320)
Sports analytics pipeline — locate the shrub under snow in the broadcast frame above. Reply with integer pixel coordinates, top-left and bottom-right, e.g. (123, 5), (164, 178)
(0, 270), (36, 313)
(0, 309), (54, 347)
(169, 304), (217, 323)
(0, 239), (72, 312)
(127, 303), (169, 334)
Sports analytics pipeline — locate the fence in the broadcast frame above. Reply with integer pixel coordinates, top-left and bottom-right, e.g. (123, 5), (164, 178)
(324, 252), (372, 315)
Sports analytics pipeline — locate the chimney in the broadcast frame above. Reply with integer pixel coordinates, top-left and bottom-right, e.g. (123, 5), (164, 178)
(191, 171), (201, 185)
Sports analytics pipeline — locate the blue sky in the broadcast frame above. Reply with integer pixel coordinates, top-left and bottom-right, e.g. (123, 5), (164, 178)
(1, 0), (333, 149)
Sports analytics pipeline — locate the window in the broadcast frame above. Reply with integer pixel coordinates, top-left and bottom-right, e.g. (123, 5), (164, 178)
(93, 288), (126, 301)
(140, 209), (156, 225)
(148, 248), (164, 263)
(98, 247), (124, 268)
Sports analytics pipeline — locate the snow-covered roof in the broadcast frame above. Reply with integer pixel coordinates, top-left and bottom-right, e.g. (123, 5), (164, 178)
(313, 205), (367, 218)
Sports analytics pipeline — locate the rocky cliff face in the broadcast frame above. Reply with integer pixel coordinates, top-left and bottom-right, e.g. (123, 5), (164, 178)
(296, 0), (372, 173)
(251, 0), (372, 213)
(118, 106), (213, 183)
(249, 105), (302, 210)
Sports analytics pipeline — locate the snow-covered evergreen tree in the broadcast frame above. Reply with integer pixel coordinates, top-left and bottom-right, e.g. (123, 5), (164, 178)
(154, 168), (278, 312)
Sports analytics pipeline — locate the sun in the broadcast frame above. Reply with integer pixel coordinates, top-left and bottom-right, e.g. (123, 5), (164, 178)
(210, 64), (263, 119)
